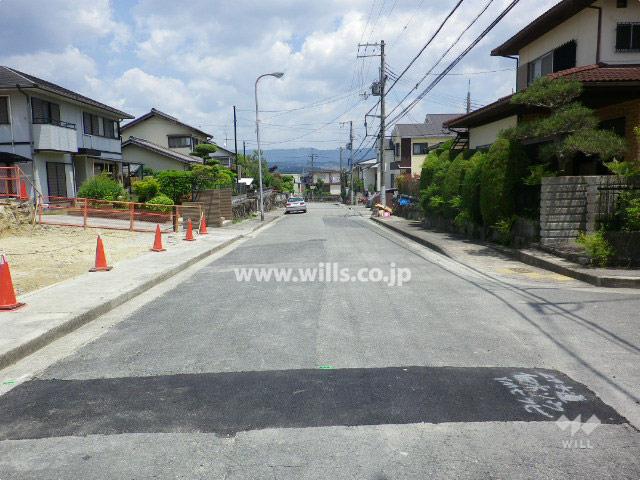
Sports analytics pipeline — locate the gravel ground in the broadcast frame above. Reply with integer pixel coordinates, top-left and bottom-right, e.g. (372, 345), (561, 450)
(0, 225), (160, 295)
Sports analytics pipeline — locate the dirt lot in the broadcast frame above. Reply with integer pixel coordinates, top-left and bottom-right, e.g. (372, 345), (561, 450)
(0, 225), (158, 295)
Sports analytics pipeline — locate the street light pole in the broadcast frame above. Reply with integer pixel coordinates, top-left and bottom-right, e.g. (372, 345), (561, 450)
(254, 72), (284, 221)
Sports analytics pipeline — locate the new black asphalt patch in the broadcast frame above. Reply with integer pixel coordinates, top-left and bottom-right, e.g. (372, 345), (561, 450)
(0, 367), (626, 440)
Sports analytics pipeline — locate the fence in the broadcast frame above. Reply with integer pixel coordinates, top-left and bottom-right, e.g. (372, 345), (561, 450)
(37, 196), (202, 233)
(0, 167), (28, 200)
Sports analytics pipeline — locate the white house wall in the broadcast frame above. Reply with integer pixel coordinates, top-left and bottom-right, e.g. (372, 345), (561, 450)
(518, 0), (640, 67)
(469, 115), (518, 149)
(122, 144), (190, 172)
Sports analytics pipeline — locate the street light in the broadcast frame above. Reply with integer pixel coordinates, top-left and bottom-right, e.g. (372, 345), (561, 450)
(255, 72), (285, 221)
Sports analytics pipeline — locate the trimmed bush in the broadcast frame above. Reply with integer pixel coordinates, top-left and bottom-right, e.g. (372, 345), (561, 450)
(156, 170), (193, 204)
(132, 177), (160, 203)
(146, 194), (174, 213)
(461, 151), (486, 226)
(479, 138), (528, 227)
(77, 174), (125, 201)
(419, 149), (452, 216)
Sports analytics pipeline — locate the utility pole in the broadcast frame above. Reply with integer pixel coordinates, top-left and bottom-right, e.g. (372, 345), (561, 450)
(340, 120), (354, 205)
(309, 152), (318, 201)
(466, 80), (471, 114)
(358, 40), (386, 207)
(379, 39), (387, 208)
(233, 105), (239, 178)
(339, 146), (343, 201)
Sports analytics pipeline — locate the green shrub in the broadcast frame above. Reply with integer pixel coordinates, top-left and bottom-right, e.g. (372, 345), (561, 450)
(77, 174), (125, 201)
(493, 216), (516, 246)
(146, 194), (174, 213)
(461, 151), (485, 225)
(156, 170), (193, 204)
(610, 191), (640, 231)
(479, 138), (528, 227)
(576, 231), (614, 267)
(419, 150), (451, 215)
(132, 178), (160, 203)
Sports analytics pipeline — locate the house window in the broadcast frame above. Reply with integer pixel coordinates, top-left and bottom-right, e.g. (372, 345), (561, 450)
(616, 23), (640, 52)
(617, 0), (627, 7)
(168, 136), (192, 148)
(103, 118), (118, 139)
(527, 41), (577, 85)
(412, 142), (429, 155)
(0, 97), (9, 124)
(528, 52), (553, 84)
(32, 97), (61, 125)
(83, 112), (100, 135)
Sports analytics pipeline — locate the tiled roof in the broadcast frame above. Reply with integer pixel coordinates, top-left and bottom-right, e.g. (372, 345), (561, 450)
(550, 64), (640, 82)
(0, 66), (133, 119)
(394, 113), (462, 138)
(121, 108), (212, 138)
(122, 136), (203, 165)
(444, 95), (515, 129)
(491, 0), (595, 57)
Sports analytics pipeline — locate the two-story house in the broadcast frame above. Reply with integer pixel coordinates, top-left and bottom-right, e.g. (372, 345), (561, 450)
(446, 0), (640, 174)
(392, 113), (461, 176)
(121, 108), (227, 172)
(0, 66), (133, 199)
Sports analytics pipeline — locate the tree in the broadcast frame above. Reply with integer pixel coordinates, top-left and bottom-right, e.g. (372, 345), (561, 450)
(507, 77), (626, 170)
(190, 143), (219, 165)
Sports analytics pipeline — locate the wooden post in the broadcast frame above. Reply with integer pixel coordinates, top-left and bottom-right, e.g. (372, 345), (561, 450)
(173, 205), (179, 233)
(129, 202), (135, 231)
(83, 198), (88, 229)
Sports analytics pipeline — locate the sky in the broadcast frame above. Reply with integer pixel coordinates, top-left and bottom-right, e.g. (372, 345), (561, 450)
(0, 0), (559, 154)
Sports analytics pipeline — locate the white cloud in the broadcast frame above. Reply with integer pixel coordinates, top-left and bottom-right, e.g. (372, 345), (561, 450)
(0, 0), (562, 148)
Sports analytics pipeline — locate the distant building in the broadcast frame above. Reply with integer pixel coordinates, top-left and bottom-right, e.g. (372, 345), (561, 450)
(121, 108), (235, 173)
(391, 113), (461, 176)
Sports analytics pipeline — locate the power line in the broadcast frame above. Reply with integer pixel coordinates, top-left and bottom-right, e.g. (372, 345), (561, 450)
(362, 0), (465, 121)
(388, 0), (520, 127)
(385, 0), (496, 121)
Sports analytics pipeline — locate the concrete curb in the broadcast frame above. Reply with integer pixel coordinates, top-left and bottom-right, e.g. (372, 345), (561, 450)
(370, 216), (451, 258)
(0, 215), (281, 371)
(371, 217), (640, 289)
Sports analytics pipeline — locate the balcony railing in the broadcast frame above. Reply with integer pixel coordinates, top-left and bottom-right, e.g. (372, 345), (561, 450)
(32, 117), (76, 129)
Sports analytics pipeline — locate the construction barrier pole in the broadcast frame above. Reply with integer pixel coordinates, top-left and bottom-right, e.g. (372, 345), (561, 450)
(173, 206), (179, 233)
(129, 203), (135, 231)
(83, 198), (88, 229)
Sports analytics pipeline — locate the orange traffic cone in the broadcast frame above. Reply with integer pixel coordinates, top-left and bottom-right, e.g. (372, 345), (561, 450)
(89, 235), (112, 272)
(0, 255), (24, 310)
(199, 214), (208, 235)
(184, 219), (195, 241)
(19, 180), (28, 201)
(151, 224), (166, 252)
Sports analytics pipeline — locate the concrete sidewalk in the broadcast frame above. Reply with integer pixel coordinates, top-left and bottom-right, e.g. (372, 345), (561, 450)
(371, 215), (640, 288)
(0, 211), (282, 370)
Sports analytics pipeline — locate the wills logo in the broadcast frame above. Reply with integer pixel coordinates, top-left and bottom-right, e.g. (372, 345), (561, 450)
(555, 414), (601, 449)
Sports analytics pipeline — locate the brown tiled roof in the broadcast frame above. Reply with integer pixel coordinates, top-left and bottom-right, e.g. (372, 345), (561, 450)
(0, 66), (133, 119)
(550, 64), (640, 83)
(444, 95), (515, 129)
(491, 0), (595, 57)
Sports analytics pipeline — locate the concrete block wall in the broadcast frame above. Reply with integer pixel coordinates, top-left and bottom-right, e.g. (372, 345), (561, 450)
(540, 175), (632, 246)
(541, 177), (589, 246)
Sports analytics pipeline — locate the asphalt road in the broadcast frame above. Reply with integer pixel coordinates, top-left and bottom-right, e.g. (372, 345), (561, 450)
(1, 203), (639, 479)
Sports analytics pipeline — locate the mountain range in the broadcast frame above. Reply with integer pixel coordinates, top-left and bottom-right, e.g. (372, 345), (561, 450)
(262, 148), (376, 173)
